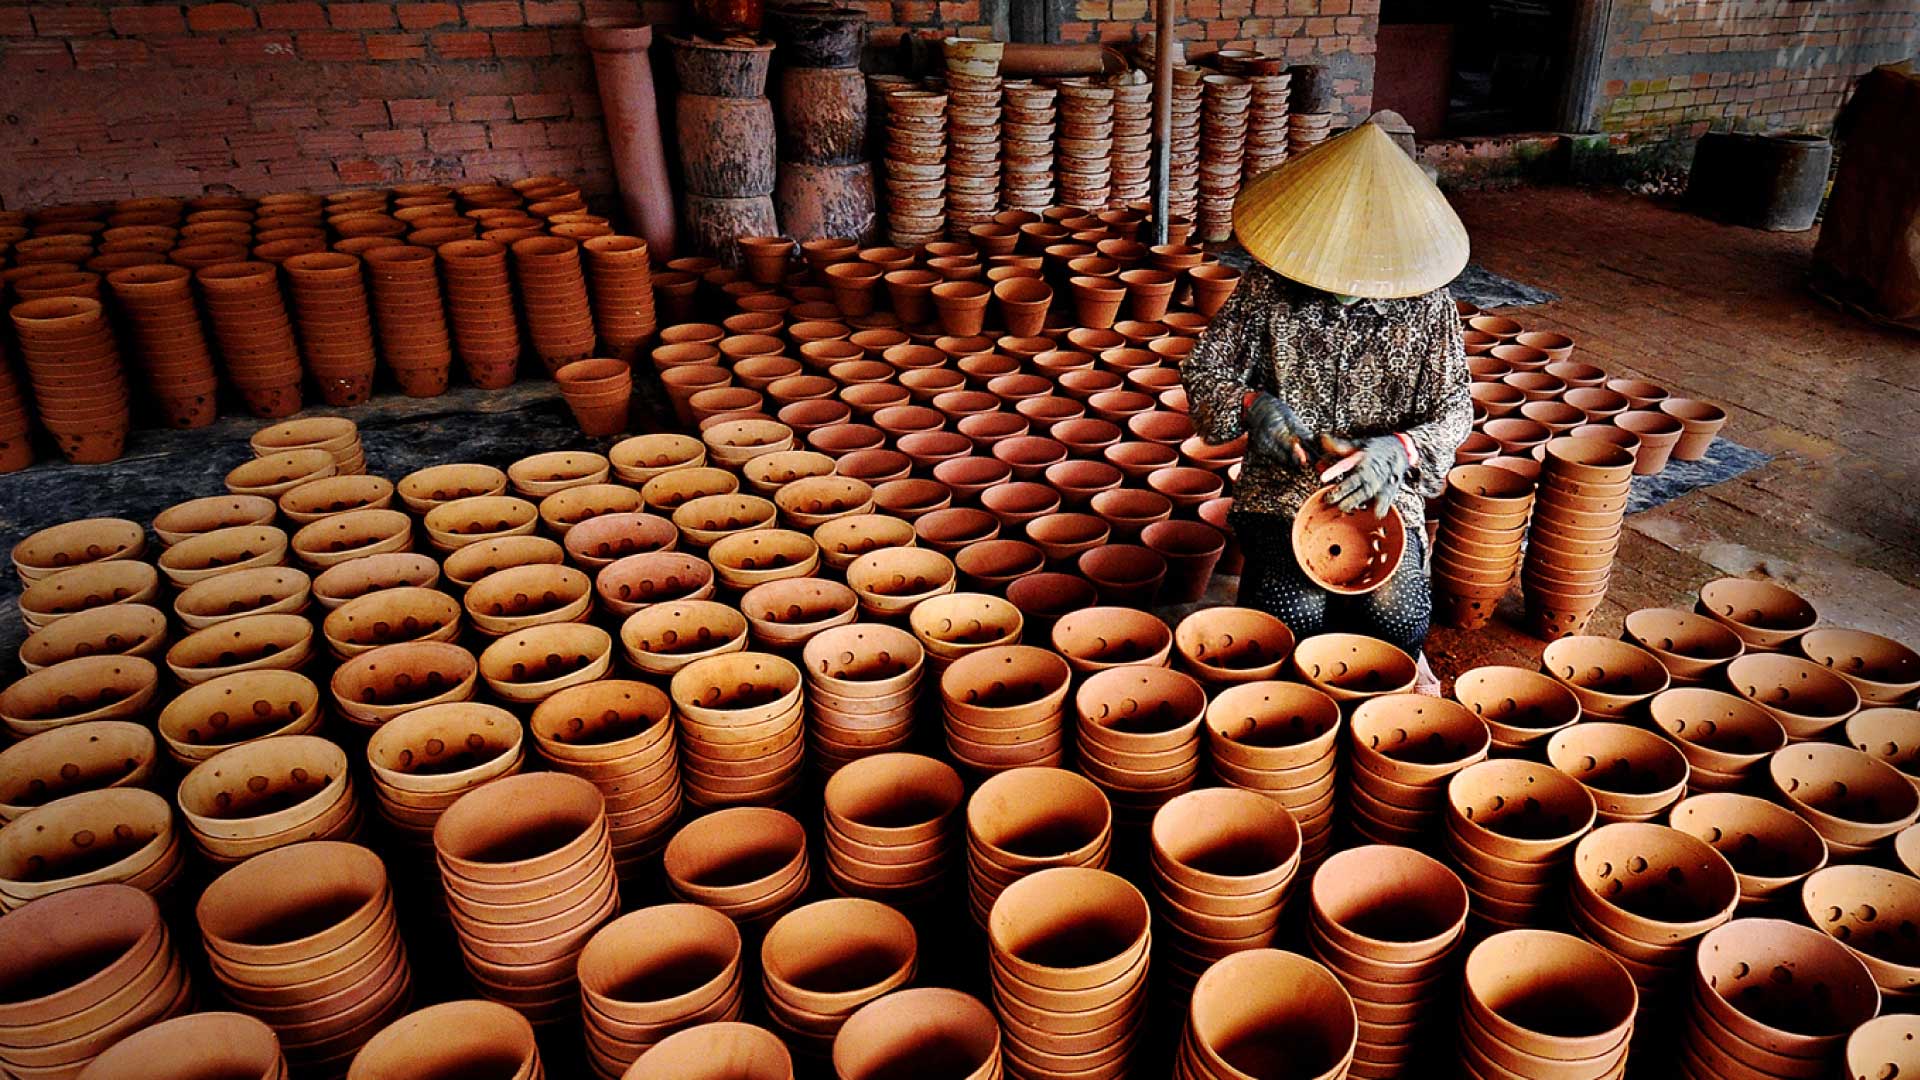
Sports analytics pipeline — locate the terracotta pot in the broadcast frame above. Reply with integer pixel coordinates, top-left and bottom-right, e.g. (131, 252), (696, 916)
(1696, 577), (1818, 651)
(1667, 792), (1827, 901)
(623, 1021), (791, 1079)
(1186, 948), (1355, 1080)
(1539, 636), (1670, 718)
(814, 514), (918, 572)
(162, 613), (314, 688)
(846, 546), (958, 618)
(1074, 543), (1165, 607)
(1659, 398), (1727, 460)
(833, 987), (1002, 1080)
(931, 281), (991, 337)
(1546, 722), (1690, 821)
(476, 623), (615, 703)
(76, 1009), (286, 1080)
(1448, 759), (1596, 865)
(1613, 410), (1683, 475)
(1646, 687), (1785, 781)
(1691, 918), (1878, 1061)
(1803, 628), (1920, 705)
(1283, 631), (1420, 705)
(1770, 742), (1920, 848)
(1727, 652), (1861, 741)
(1451, 665), (1583, 750)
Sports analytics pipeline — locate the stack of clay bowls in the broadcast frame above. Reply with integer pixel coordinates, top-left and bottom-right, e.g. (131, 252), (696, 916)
(0, 884), (192, 1078)
(1109, 77), (1154, 203)
(1055, 81), (1115, 210)
(528, 680), (681, 872)
(76, 1011), (287, 1080)
(822, 753), (963, 906)
(833, 987), (1004, 1080)
(1695, 575), (1818, 654)
(511, 236), (597, 373)
(941, 644), (1071, 775)
(1684, 919), (1880, 1080)
(1540, 635), (1671, 721)
(346, 999), (544, 1079)
(1728, 651), (1862, 742)
(437, 239), (522, 388)
(1800, 865), (1920, 1003)
(1445, 759), (1597, 931)
(1347, 695), (1491, 845)
(1173, 605), (1295, 687)
(1521, 437), (1635, 639)
(196, 262), (304, 418)
(0, 719), (157, 821)
(1165, 67), (1203, 223)
(1460, 930), (1636, 1080)
(909, 591), (1023, 682)
(197, 841), (410, 1072)
(1291, 632), (1419, 711)
(1307, 845), (1468, 1079)
(10, 515), (147, 583)
(759, 898), (918, 1065)
(1804, 626), (1920, 705)
(802, 624), (925, 775)
(1149, 787), (1302, 991)
(670, 652), (805, 808)
(1666, 792), (1827, 915)
(279, 252), (377, 407)
(1243, 70), (1293, 179)
(0, 787), (182, 911)
(0, 345), (31, 471)
(365, 702), (525, 846)
(1769, 742), (1919, 859)
(1175, 948), (1357, 1080)
(0, 652), (160, 740)
(879, 86), (947, 247)
(176, 734), (361, 863)
(1451, 665), (1582, 754)
(1289, 109), (1336, 155)
(104, 264), (221, 424)
(1431, 464), (1535, 630)
(662, 806), (811, 930)
(942, 38), (1002, 238)
(620, 1021), (794, 1080)
(1621, 606), (1745, 688)
(576, 905), (745, 1078)
(8, 297), (133, 462)
(966, 767), (1112, 928)
(1547, 720), (1689, 824)
(1198, 75), (1252, 241)
(1645, 687), (1783, 792)
(251, 416), (364, 476)
(1073, 664), (1207, 823)
(433, 772), (620, 1023)
(1566, 823), (1739, 1023)
(582, 235), (656, 363)
(987, 866), (1151, 1079)
(1203, 680), (1343, 859)
(1001, 81), (1056, 214)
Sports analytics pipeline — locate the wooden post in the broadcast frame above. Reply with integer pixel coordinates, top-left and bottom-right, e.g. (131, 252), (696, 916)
(1152, 0), (1177, 245)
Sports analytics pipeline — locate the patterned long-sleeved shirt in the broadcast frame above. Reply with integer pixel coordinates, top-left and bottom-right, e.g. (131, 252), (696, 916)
(1183, 264), (1472, 530)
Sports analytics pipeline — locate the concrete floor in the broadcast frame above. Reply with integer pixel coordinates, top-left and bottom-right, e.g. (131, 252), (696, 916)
(1426, 185), (1920, 683)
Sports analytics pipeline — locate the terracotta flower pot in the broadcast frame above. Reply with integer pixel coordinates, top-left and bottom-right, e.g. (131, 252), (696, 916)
(1770, 742), (1920, 849)
(1690, 918), (1878, 1061)
(346, 999), (540, 1079)
(1462, 929), (1635, 1062)
(1184, 948), (1355, 1080)
(0, 717), (158, 823)
(1667, 792), (1827, 902)
(833, 987), (1002, 1080)
(1659, 398), (1727, 460)
(157, 668), (322, 764)
(992, 277), (1052, 338)
(623, 1021), (792, 1080)
(1803, 628), (1920, 705)
(1546, 722), (1690, 822)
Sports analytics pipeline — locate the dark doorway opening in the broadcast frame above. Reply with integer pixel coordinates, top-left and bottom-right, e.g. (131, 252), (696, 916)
(1374, 0), (1575, 138)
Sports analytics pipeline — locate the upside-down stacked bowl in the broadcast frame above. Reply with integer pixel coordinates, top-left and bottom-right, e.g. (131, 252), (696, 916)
(822, 752), (963, 907)
(196, 841), (411, 1073)
(433, 772), (620, 1024)
(1150, 787), (1302, 991)
(941, 644), (1072, 775)
(1460, 930), (1637, 1080)
(1521, 437), (1636, 639)
(1165, 67), (1204, 223)
(9, 297), (133, 462)
(760, 898), (918, 1066)
(582, 235), (656, 363)
(1307, 845), (1468, 1079)
(512, 236), (597, 373)
(1347, 694), (1491, 846)
(437, 239), (521, 389)
(670, 651), (806, 809)
(103, 263), (220, 425)
(1243, 70), (1292, 179)
(529, 679), (682, 873)
(1175, 948), (1357, 1080)
(802, 623), (924, 775)
(662, 806), (811, 931)
(1055, 81), (1115, 211)
(1445, 759), (1597, 932)
(1073, 664), (1207, 824)
(879, 87), (947, 248)
(967, 767), (1112, 928)
(1683, 918), (1880, 1080)
(576, 905), (745, 1079)
(280, 252), (378, 407)
(1109, 77), (1154, 203)
(196, 261), (304, 418)
(987, 867), (1151, 1080)
(1203, 679), (1343, 861)
(1431, 463), (1535, 630)
(364, 702), (525, 848)
(0, 339), (31, 472)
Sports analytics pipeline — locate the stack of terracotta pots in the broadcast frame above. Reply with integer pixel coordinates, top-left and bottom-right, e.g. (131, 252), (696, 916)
(1175, 948), (1358, 1080)
(833, 987), (1004, 1080)
(1149, 787), (1301, 990)
(1622, 607), (1745, 692)
(1055, 81), (1115, 211)
(1166, 67), (1203, 223)
(0, 784), (178, 909)
(1243, 71), (1293, 179)
(576, 905), (745, 1078)
(365, 702), (525, 846)
(760, 898), (918, 1064)
(1073, 664), (1206, 822)
(1800, 865), (1920, 1004)
(662, 806), (811, 929)
(941, 643), (1071, 775)
(582, 235), (656, 363)
(966, 767), (1112, 927)
(77, 1011), (287, 1080)
(175, 734), (360, 863)
(1289, 109), (1335, 154)
(1729, 651), (1862, 742)
(672, 34), (780, 256)
(277, 252), (377, 407)
(1450, 665), (1582, 754)
(1347, 694), (1491, 845)
(1684, 918), (1880, 1080)
(1460, 930), (1637, 1080)
(1431, 463), (1535, 630)
(0, 341), (30, 472)
(622, 1022), (794, 1080)
(347, 999), (544, 1079)
(1198, 75), (1252, 242)
(987, 866), (1150, 1078)
(1770, 742), (1919, 859)
(942, 38), (1003, 238)
(1173, 605), (1294, 686)
(528, 679), (682, 873)
(102, 264), (220, 425)
(511, 236), (597, 373)
(909, 590), (1023, 682)
(433, 772), (620, 1023)
(670, 652), (805, 807)
(1808, 626), (1920, 704)
(1521, 437), (1635, 639)
(0, 884), (192, 1078)
(1547, 720), (1689, 823)
(1002, 81), (1056, 214)
(878, 86), (948, 247)
(1109, 77), (1153, 203)
(197, 261), (305, 417)
(1667, 792), (1827, 915)
(821, 752), (962, 905)
(437, 239), (521, 389)
(1445, 759), (1597, 931)
(1307, 845), (1468, 1079)
(197, 841), (411, 1072)
(250, 415), (364, 475)
(1203, 679), (1343, 860)
(9, 297), (133, 462)
(802, 623), (924, 775)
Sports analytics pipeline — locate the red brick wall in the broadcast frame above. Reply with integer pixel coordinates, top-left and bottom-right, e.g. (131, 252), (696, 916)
(1593, 0), (1920, 139)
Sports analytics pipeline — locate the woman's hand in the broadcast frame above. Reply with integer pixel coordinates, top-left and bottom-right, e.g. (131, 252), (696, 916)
(1244, 391), (1316, 471)
(1318, 434), (1414, 516)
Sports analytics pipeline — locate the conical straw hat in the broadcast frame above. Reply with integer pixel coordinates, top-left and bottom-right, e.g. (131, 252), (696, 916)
(1233, 121), (1469, 299)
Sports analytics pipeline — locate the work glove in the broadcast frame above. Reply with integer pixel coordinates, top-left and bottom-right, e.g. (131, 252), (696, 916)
(1244, 391), (1316, 472)
(1318, 433), (1413, 517)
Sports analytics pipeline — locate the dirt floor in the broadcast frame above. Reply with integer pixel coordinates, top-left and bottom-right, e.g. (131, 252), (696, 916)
(1426, 185), (1920, 682)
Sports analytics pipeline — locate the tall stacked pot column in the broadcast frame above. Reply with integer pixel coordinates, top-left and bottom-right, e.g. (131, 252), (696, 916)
(673, 35), (780, 260)
(583, 22), (677, 259)
(769, 6), (875, 243)
(942, 38), (1005, 240)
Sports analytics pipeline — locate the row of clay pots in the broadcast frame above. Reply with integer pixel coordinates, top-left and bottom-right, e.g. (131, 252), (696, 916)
(0, 785), (184, 912)
(175, 734), (364, 864)
(662, 805), (811, 930)
(820, 752), (963, 906)
(432, 772), (621, 1024)
(965, 766), (1111, 928)
(575, 905), (744, 1079)
(196, 841), (413, 1071)
(1149, 787), (1301, 990)
(1346, 694), (1490, 846)
(529, 679), (683, 871)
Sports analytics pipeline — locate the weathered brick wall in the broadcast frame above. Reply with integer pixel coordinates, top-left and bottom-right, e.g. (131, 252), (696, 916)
(1594, 0), (1919, 140)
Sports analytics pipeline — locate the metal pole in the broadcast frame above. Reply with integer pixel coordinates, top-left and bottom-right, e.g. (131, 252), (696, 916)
(1151, 0), (1176, 245)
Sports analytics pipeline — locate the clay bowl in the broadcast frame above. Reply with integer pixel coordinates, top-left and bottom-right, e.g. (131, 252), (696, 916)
(366, 700), (523, 798)
(833, 987), (1002, 1080)
(1726, 652), (1862, 741)
(1796, 865), (1920, 994)
(1691, 917), (1879, 1060)
(739, 577), (859, 649)
(941, 645), (1072, 729)
(1799, 628), (1920, 705)
(528, 678), (671, 769)
(761, 897), (916, 1020)
(1567, 822), (1740, 950)
(1646, 687), (1785, 778)
(814, 514), (918, 572)
(16, 602), (168, 674)
(577, 904), (741, 1040)
(157, 668), (322, 763)
(911, 592), (1023, 662)
(174, 566), (311, 630)
(329, 641), (477, 728)
(0, 883), (168, 1026)
(1546, 722), (1690, 821)
(968, 766), (1111, 874)
(988, 865), (1148, 995)
(824, 752), (963, 850)
(1696, 577), (1818, 650)
(1311, 845), (1468, 963)
(0, 786), (174, 904)
(476, 622), (614, 703)
(1151, 786), (1301, 901)
(345, 999), (538, 1079)
(1846, 707), (1920, 793)
(1665, 792), (1828, 899)
(662, 805), (806, 905)
(10, 517), (146, 581)
(1540, 636), (1670, 717)
(175, 734), (349, 843)
(846, 547), (957, 617)
(1769, 742), (1920, 847)
(461, 564), (590, 637)
(595, 552), (716, 618)
(1846, 1015), (1920, 1080)
(1447, 759), (1597, 863)
(1290, 487), (1406, 596)
(156, 524), (291, 588)
(0, 716), (158, 821)
(1042, 608), (1167, 677)
(1621, 607), (1745, 683)
(1202, 680), (1342, 776)
(1291, 633), (1417, 704)
(1461, 929), (1636, 1062)
(620, 1021), (791, 1079)
(1186, 949), (1356, 1080)
(422, 495), (539, 551)
(801, 623), (924, 703)
(1451, 665), (1583, 748)
(914, 508), (1003, 557)
(432, 771), (604, 888)
(162, 611), (315, 687)
(1345, 696), (1487, 793)
(312, 552), (442, 608)
(1171, 606), (1294, 685)
(72, 1010), (284, 1080)
(152, 494), (278, 547)
(15, 561), (163, 632)
(507, 449), (611, 498)
(196, 839), (386, 970)
(563, 512), (679, 571)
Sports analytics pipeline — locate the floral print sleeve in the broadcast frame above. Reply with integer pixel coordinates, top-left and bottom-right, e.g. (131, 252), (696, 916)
(1398, 291), (1473, 501)
(1183, 267), (1280, 445)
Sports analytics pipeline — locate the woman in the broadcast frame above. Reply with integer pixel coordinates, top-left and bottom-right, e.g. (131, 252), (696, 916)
(1183, 119), (1473, 688)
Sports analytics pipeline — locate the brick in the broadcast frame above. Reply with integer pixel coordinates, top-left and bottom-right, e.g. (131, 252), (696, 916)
(432, 30), (492, 57)
(297, 31), (368, 60)
(488, 28), (549, 55)
(337, 159), (391, 184)
(73, 39), (151, 68)
(363, 127), (427, 154)
(151, 34), (224, 64)
(488, 120), (547, 148)
(297, 129), (366, 156)
(453, 94), (513, 120)
(397, 2), (460, 28)
(185, 2), (256, 31)
(523, 0), (580, 25)
(258, 3), (329, 28)
(0, 8), (33, 35)
(463, 1), (522, 26)
(109, 6), (188, 35)
(331, 3), (398, 28)
(427, 121), (489, 151)
(228, 34), (300, 63)
(31, 5), (111, 35)
(366, 32), (426, 59)
(323, 99), (391, 126)
(252, 101), (322, 129)
(228, 131), (302, 160)
(511, 91), (568, 119)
